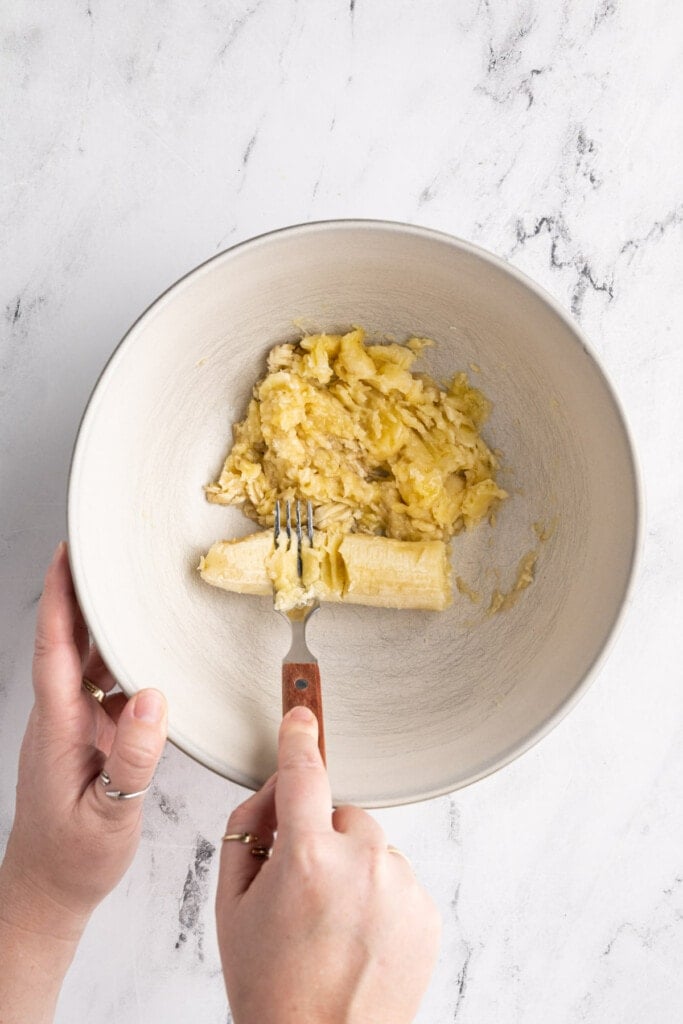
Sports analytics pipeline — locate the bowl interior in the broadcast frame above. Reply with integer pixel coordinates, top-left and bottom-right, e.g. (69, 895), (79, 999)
(68, 223), (639, 805)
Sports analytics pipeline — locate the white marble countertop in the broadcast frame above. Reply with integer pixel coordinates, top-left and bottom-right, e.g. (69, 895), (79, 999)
(2, 1), (682, 1021)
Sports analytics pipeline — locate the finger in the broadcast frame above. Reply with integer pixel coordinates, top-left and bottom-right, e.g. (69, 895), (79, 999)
(85, 689), (167, 817)
(275, 707), (333, 839)
(89, 692), (128, 759)
(332, 805), (386, 846)
(102, 692), (128, 725)
(83, 646), (119, 694)
(81, 680), (127, 758)
(219, 774), (278, 899)
(33, 543), (90, 711)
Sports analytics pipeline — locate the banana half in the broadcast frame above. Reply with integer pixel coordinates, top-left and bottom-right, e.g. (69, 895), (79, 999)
(199, 531), (452, 612)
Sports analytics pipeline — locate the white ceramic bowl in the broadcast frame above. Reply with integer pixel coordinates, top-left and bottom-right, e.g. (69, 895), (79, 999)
(68, 221), (641, 806)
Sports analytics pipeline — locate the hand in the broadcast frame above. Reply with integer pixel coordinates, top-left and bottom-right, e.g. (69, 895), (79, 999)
(216, 706), (441, 1024)
(0, 542), (168, 940)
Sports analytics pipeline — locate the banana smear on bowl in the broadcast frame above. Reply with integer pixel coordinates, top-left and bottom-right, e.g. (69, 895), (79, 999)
(199, 327), (507, 612)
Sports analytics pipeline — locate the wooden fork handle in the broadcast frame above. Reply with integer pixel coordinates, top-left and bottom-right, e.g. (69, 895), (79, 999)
(282, 662), (326, 765)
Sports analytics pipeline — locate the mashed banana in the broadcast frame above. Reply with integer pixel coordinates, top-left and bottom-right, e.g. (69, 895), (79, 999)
(206, 328), (506, 542)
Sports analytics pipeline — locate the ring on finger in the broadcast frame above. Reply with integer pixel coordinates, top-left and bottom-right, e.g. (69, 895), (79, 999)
(251, 845), (272, 859)
(222, 832), (260, 844)
(222, 832), (273, 859)
(82, 676), (106, 704)
(387, 844), (413, 870)
(99, 769), (152, 801)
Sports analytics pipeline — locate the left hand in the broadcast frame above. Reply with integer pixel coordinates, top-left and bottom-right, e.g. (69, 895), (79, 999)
(1, 542), (168, 939)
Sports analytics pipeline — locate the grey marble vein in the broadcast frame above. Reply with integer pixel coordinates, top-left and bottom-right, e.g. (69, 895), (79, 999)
(511, 213), (615, 317)
(620, 206), (683, 260)
(453, 949), (471, 1020)
(175, 834), (216, 962)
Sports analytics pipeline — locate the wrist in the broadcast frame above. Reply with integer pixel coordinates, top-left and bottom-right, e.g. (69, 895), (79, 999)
(0, 848), (90, 946)
(0, 857), (85, 1024)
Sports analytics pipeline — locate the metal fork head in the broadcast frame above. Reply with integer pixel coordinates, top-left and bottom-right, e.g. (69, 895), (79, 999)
(273, 499), (319, 641)
(274, 499), (314, 579)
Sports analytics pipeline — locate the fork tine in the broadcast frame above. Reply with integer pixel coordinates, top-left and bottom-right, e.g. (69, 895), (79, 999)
(295, 499), (303, 579)
(274, 500), (281, 541)
(306, 501), (314, 545)
(285, 499), (291, 539)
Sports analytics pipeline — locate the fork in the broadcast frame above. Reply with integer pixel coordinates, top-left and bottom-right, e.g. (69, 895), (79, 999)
(274, 499), (326, 764)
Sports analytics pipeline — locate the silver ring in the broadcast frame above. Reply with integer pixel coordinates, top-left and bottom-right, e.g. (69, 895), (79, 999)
(99, 769), (152, 801)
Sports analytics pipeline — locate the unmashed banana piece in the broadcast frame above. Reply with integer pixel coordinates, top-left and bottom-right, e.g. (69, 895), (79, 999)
(199, 532), (451, 612)
(206, 328), (507, 543)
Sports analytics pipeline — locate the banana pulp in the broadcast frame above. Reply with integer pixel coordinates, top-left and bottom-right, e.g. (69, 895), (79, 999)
(200, 328), (506, 611)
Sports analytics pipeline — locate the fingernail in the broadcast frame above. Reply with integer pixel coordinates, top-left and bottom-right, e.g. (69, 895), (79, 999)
(51, 541), (66, 565)
(263, 772), (278, 790)
(287, 706), (314, 724)
(134, 690), (166, 723)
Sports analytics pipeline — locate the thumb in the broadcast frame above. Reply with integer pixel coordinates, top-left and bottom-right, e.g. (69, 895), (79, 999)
(275, 707), (333, 839)
(89, 689), (167, 816)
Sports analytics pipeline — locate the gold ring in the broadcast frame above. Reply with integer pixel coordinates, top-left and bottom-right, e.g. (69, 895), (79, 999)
(387, 845), (413, 869)
(82, 677), (105, 704)
(222, 832), (272, 858)
(251, 846), (272, 860)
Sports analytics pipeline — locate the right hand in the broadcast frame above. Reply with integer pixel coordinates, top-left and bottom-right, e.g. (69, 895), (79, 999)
(215, 706), (441, 1024)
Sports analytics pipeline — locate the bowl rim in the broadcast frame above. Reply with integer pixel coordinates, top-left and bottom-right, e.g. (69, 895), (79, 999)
(67, 218), (645, 807)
